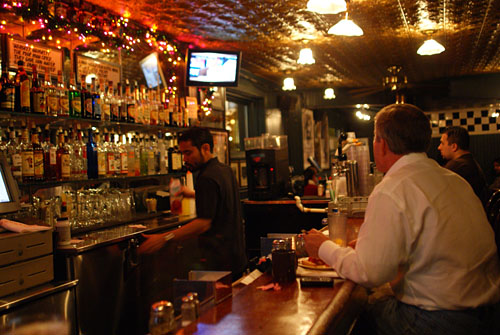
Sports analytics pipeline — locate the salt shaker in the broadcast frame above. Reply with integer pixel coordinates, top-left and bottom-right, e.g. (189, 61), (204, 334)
(149, 300), (175, 335)
(187, 292), (200, 318)
(181, 296), (197, 327)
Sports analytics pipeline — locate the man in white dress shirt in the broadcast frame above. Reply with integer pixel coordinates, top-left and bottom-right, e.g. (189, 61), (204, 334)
(305, 103), (500, 334)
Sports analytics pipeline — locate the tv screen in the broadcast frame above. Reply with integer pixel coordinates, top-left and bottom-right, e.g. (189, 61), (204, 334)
(0, 153), (20, 214)
(139, 52), (166, 89)
(186, 49), (241, 87)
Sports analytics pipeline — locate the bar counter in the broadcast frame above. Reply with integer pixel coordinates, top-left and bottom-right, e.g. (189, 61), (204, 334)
(177, 274), (367, 335)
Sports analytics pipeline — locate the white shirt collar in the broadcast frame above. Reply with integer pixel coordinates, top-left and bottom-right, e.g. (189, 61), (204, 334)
(385, 152), (428, 177)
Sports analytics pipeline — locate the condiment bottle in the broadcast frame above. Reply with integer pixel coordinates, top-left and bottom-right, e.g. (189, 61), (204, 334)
(181, 295), (197, 327)
(149, 300), (175, 335)
(271, 239), (297, 284)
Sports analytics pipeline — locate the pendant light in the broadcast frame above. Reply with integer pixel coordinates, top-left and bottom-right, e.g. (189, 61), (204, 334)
(282, 77), (296, 91)
(297, 48), (315, 65)
(324, 88), (336, 100)
(307, 0), (346, 14)
(417, 38), (445, 56)
(328, 12), (363, 36)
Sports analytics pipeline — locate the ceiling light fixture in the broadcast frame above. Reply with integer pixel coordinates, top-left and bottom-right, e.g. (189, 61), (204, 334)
(328, 12), (363, 36)
(297, 48), (315, 65)
(417, 37), (445, 56)
(282, 77), (296, 91)
(324, 88), (336, 99)
(307, 0), (346, 14)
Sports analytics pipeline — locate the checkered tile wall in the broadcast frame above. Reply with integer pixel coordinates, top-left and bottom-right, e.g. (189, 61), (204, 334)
(427, 107), (500, 137)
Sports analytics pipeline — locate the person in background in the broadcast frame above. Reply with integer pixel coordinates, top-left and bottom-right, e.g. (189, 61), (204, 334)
(490, 157), (500, 191)
(139, 127), (247, 280)
(438, 126), (489, 204)
(304, 104), (500, 335)
(303, 166), (319, 196)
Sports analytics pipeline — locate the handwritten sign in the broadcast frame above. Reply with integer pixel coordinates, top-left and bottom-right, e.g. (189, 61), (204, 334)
(76, 55), (121, 84)
(8, 39), (62, 74)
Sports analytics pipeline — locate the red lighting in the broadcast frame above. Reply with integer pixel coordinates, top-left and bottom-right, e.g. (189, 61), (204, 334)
(270, 168), (274, 172)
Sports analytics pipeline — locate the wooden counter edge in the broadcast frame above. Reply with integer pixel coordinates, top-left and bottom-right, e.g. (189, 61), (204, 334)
(307, 280), (368, 335)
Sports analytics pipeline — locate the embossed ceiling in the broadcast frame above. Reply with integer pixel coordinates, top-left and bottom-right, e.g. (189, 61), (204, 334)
(87, 0), (500, 93)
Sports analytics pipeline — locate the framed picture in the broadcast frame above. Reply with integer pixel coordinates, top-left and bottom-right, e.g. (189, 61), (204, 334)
(239, 161), (247, 187)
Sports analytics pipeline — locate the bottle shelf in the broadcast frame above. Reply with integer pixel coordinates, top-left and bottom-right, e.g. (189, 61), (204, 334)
(0, 109), (190, 134)
(17, 172), (186, 190)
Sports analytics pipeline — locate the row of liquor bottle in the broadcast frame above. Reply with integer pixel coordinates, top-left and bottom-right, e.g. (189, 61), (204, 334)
(0, 123), (185, 184)
(0, 60), (190, 127)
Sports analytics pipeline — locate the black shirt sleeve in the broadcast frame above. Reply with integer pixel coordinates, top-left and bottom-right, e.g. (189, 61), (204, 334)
(195, 176), (219, 220)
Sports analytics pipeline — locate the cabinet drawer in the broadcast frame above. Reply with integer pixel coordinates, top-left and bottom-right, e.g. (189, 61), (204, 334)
(0, 230), (53, 267)
(0, 254), (54, 298)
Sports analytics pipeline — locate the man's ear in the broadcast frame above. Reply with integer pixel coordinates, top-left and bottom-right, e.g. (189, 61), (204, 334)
(450, 142), (459, 152)
(200, 143), (211, 154)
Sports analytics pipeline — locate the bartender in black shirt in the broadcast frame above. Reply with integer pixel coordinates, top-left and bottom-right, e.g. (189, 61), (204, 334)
(139, 127), (247, 280)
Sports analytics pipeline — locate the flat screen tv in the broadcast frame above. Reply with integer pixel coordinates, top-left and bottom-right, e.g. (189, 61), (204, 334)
(185, 49), (241, 87)
(0, 153), (21, 214)
(140, 52), (166, 89)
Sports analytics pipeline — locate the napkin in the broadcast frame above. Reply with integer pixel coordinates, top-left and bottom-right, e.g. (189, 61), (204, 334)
(0, 219), (52, 233)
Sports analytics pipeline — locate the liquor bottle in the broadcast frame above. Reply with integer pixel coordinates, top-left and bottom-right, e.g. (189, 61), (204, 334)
(109, 81), (119, 122)
(56, 130), (70, 180)
(150, 90), (158, 126)
(45, 68), (59, 116)
(96, 132), (107, 178)
(78, 128), (88, 179)
(14, 60), (30, 113)
(86, 128), (98, 179)
(80, 75), (92, 119)
(69, 72), (82, 118)
(168, 136), (183, 173)
(42, 125), (56, 181)
(30, 66), (45, 115)
(157, 131), (167, 174)
(57, 71), (70, 117)
(91, 77), (101, 120)
(119, 134), (128, 176)
(100, 79), (110, 122)
(112, 132), (121, 176)
(147, 135), (156, 175)
(125, 79), (135, 123)
(0, 65), (15, 112)
(127, 135), (135, 177)
(21, 126), (34, 182)
(104, 131), (114, 177)
(139, 135), (148, 176)
(141, 85), (150, 125)
(69, 129), (79, 179)
(7, 127), (22, 183)
(134, 81), (143, 124)
(119, 82), (127, 122)
(33, 126), (44, 181)
(133, 135), (141, 176)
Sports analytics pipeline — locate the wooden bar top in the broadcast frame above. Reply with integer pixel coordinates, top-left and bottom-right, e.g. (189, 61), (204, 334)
(175, 273), (366, 335)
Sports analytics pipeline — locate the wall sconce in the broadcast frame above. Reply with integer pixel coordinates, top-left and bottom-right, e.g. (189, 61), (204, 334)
(297, 48), (315, 65)
(282, 77), (296, 91)
(324, 88), (336, 99)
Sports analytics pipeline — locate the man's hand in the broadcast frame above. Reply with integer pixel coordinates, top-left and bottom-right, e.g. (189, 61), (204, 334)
(304, 229), (329, 258)
(138, 233), (170, 254)
(175, 186), (195, 198)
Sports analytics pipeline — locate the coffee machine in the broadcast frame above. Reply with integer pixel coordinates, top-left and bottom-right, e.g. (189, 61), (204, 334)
(245, 135), (289, 200)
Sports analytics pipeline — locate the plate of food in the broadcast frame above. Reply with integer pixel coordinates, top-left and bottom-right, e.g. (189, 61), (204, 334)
(298, 257), (333, 271)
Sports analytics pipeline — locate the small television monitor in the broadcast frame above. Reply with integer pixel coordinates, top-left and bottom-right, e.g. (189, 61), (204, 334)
(185, 49), (241, 87)
(0, 153), (21, 214)
(139, 52), (166, 89)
